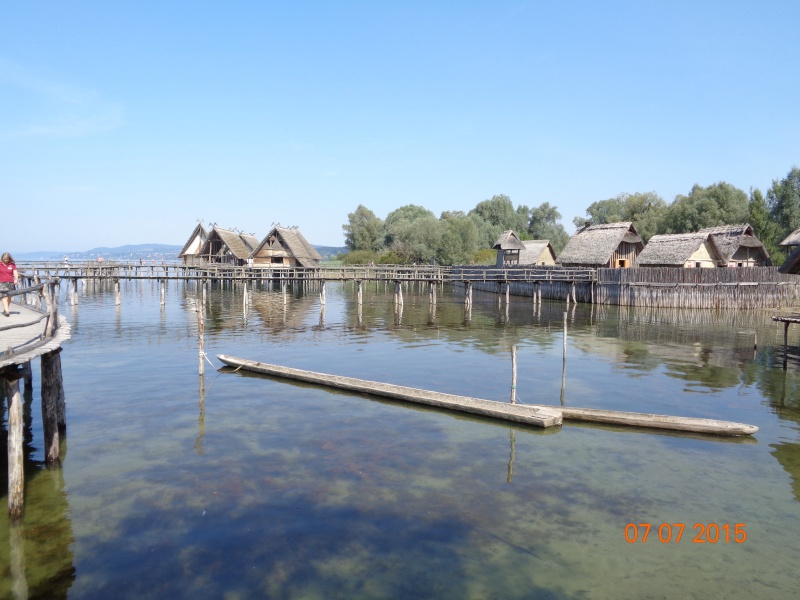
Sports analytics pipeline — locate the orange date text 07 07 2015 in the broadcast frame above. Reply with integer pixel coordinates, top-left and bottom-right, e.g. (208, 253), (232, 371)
(624, 523), (747, 544)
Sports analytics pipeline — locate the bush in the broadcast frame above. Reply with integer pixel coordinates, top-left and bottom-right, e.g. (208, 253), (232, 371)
(340, 250), (380, 265)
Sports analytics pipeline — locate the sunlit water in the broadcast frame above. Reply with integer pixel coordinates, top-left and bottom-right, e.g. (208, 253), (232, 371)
(2, 279), (799, 599)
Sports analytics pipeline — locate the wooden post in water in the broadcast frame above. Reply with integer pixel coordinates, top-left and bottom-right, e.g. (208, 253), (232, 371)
(429, 282), (436, 305)
(357, 280), (363, 306)
(783, 322), (790, 370)
(320, 280), (326, 306)
(160, 279), (166, 307)
(197, 304), (205, 381)
(507, 430), (516, 484)
(561, 311), (567, 405)
(115, 279), (121, 306)
(71, 278), (79, 306)
(505, 282), (510, 307)
(4, 368), (24, 520)
(510, 345), (517, 404)
(22, 361), (33, 393)
(41, 348), (66, 464)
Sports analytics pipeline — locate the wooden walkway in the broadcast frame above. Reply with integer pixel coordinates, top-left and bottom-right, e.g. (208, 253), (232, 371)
(0, 303), (71, 368)
(18, 261), (597, 284)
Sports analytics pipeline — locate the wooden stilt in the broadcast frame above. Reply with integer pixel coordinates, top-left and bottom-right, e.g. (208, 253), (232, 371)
(320, 280), (326, 305)
(357, 280), (363, 306)
(115, 279), (121, 306)
(198, 305), (205, 377)
(160, 279), (166, 307)
(4, 369), (24, 520)
(510, 345), (517, 404)
(784, 322), (789, 370)
(22, 361), (33, 393)
(41, 349), (66, 463)
(505, 283), (510, 307)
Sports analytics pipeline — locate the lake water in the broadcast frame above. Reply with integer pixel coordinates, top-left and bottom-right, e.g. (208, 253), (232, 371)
(1, 279), (799, 599)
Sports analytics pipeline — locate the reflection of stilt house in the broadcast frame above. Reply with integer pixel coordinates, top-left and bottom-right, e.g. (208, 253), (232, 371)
(177, 223), (208, 265)
(250, 226), (322, 268)
(696, 224), (771, 267)
(636, 233), (722, 268)
(557, 222), (643, 268)
(197, 227), (260, 266)
(493, 230), (527, 266)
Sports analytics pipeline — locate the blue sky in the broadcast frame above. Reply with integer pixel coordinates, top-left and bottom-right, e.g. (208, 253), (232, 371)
(1, 1), (798, 252)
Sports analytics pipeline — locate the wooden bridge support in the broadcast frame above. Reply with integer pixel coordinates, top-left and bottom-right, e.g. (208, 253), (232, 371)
(320, 281), (326, 306)
(41, 349), (66, 465)
(429, 282), (437, 305)
(4, 368), (24, 521)
(114, 279), (121, 306)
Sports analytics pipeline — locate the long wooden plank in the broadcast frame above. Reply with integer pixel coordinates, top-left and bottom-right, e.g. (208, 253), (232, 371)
(216, 355), (758, 436)
(531, 406), (758, 436)
(216, 354), (562, 428)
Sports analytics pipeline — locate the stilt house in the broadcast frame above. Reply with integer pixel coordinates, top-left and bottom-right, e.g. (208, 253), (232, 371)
(197, 227), (260, 266)
(520, 240), (557, 266)
(636, 233), (722, 268)
(177, 223), (208, 265)
(696, 224), (771, 267)
(493, 230), (527, 267)
(556, 222), (644, 268)
(778, 228), (800, 273)
(250, 226), (322, 268)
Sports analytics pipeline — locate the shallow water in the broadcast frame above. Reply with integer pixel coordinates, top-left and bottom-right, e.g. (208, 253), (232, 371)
(1, 279), (799, 599)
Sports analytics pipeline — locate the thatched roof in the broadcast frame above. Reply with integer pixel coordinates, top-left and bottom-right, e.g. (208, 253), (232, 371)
(780, 245), (800, 274)
(178, 223), (208, 258)
(492, 230), (526, 251)
(697, 223), (770, 264)
(251, 226), (322, 267)
(520, 240), (556, 264)
(780, 228), (800, 247)
(204, 227), (259, 260)
(557, 222), (643, 266)
(636, 233), (717, 266)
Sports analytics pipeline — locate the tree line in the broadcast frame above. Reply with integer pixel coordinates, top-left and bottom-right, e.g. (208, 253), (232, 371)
(341, 166), (800, 266)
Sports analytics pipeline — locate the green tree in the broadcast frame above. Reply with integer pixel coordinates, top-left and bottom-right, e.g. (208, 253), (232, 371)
(573, 192), (666, 242)
(438, 211), (480, 265)
(662, 182), (748, 233)
(749, 187), (782, 263)
(342, 205), (385, 252)
(767, 166), (800, 243)
(469, 194), (528, 233)
(527, 202), (570, 253)
(384, 204), (436, 246)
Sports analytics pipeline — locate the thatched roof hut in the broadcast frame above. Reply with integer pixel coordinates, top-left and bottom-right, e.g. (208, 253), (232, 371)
(198, 226), (259, 265)
(557, 222), (643, 268)
(520, 240), (557, 266)
(636, 233), (722, 268)
(250, 226), (322, 268)
(177, 223), (208, 265)
(696, 224), (771, 266)
(779, 228), (800, 247)
(493, 230), (527, 266)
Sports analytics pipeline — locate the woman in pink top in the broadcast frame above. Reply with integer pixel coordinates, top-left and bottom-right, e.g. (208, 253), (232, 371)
(0, 252), (20, 316)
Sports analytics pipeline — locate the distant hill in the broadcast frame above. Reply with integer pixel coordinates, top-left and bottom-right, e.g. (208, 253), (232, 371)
(15, 243), (349, 262)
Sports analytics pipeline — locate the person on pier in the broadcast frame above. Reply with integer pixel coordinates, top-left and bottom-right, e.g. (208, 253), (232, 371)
(0, 252), (20, 316)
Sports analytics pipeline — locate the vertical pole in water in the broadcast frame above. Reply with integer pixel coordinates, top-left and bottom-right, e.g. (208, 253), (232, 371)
(561, 311), (567, 405)
(4, 369), (24, 520)
(115, 279), (121, 306)
(510, 345), (517, 404)
(505, 282), (510, 307)
(320, 280), (326, 305)
(22, 361), (33, 393)
(72, 278), (79, 305)
(783, 322), (790, 370)
(160, 279), (166, 307)
(282, 280), (287, 305)
(198, 304), (205, 382)
(41, 348), (65, 463)
(357, 280), (363, 306)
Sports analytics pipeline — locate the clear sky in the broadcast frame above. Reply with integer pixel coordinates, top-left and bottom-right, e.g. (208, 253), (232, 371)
(1, 1), (798, 252)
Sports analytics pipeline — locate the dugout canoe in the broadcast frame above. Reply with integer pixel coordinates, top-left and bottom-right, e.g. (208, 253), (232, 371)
(216, 355), (758, 436)
(216, 354), (562, 428)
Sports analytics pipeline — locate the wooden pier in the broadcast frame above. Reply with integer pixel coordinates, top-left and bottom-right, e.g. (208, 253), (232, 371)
(1, 281), (69, 521)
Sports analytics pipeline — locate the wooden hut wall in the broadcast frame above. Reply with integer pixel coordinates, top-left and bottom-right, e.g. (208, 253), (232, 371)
(729, 246), (767, 267)
(686, 242), (719, 268)
(610, 241), (640, 268)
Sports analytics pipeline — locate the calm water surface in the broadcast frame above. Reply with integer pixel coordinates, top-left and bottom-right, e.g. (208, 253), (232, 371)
(1, 279), (799, 599)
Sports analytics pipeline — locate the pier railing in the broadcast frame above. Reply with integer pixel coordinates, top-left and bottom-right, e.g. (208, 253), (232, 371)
(17, 261), (598, 284)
